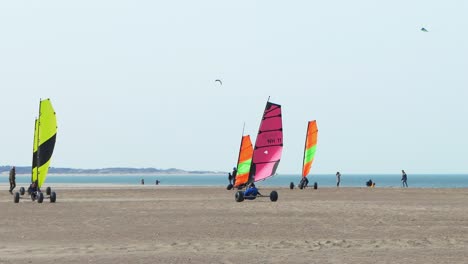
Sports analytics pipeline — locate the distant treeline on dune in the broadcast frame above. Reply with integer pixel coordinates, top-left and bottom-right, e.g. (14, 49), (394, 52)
(0, 166), (221, 175)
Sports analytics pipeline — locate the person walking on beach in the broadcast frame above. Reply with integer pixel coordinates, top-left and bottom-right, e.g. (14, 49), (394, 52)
(9, 166), (16, 194)
(336, 171), (341, 187)
(401, 170), (408, 187)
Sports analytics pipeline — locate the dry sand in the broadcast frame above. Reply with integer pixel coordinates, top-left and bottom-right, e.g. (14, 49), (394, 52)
(1, 185), (467, 264)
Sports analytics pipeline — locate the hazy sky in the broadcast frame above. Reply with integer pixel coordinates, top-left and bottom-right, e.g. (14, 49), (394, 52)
(1, 1), (467, 174)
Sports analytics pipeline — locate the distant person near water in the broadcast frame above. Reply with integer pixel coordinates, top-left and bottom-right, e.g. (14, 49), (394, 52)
(228, 172), (233, 185)
(401, 170), (408, 187)
(231, 167), (237, 186)
(9, 166), (16, 194)
(336, 171), (341, 187)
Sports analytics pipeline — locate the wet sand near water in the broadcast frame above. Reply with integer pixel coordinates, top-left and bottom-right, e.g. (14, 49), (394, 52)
(1, 186), (467, 263)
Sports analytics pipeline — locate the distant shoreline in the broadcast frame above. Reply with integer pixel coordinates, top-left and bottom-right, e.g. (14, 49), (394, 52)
(0, 172), (224, 176)
(0, 165), (226, 176)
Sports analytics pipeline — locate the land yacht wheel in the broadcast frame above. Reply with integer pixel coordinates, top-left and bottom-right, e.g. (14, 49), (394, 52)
(235, 191), (244, 202)
(50, 192), (56, 203)
(14, 192), (20, 203)
(270, 191), (278, 202)
(37, 192), (44, 203)
(289, 182), (294, 190)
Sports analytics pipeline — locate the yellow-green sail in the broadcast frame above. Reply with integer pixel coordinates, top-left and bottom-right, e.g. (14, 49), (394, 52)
(31, 99), (57, 188)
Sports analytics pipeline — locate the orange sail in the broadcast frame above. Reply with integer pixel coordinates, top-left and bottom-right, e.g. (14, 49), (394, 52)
(302, 120), (318, 177)
(234, 135), (253, 187)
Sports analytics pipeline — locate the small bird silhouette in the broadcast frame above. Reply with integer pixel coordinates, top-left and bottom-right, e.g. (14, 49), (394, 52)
(421, 27), (428, 32)
(215, 79), (222, 85)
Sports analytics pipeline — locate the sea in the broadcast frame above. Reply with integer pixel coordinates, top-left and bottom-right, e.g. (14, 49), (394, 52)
(2, 174), (468, 188)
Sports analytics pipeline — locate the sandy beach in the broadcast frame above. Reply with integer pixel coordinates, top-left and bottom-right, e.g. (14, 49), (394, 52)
(1, 185), (467, 264)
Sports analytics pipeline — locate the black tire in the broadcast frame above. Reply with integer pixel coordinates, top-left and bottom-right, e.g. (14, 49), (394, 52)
(37, 192), (44, 203)
(235, 191), (244, 202)
(19, 187), (25, 196)
(226, 184), (233, 190)
(299, 181), (304, 189)
(314, 182), (318, 190)
(46, 187), (51, 195)
(14, 192), (20, 203)
(270, 190), (278, 202)
(50, 192), (56, 203)
(289, 182), (294, 190)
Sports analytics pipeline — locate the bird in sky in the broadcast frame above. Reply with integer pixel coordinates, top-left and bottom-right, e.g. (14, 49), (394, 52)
(421, 27), (429, 32)
(215, 79), (222, 85)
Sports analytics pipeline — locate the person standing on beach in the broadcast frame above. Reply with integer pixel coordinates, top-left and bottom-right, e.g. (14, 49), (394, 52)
(336, 172), (341, 187)
(228, 172), (233, 185)
(9, 166), (16, 194)
(401, 170), (408, 187)
(231, 167), (237, 186)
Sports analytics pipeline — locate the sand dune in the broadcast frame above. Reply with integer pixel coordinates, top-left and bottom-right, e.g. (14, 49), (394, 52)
(1, 186), (467, 263)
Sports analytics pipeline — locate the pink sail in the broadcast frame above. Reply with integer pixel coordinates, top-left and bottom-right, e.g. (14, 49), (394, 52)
(251, 101), (283, 182)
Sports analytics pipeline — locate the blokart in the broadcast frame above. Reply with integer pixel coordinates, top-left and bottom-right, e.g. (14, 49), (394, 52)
(289, 181), (318, 190)
(234, 189), (278, 202)
(13, 98), (58, 204)
(14, 185), (56, 204)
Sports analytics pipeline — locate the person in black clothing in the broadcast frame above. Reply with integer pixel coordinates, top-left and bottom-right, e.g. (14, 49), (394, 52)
(299, 177), (309, 189)
(228, 172), (233, 185)
(336, 172), (341, 187)
(231, 167), (237, 186)
(28, 181), (39, 195)
(401, 170), (408, 187)
(9, 166), (16, 194)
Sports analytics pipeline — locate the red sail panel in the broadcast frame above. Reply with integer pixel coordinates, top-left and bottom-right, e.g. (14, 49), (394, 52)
(234, 135), (253, 187)
(252, 102), (283, 182)
(302, 120), (318, 177)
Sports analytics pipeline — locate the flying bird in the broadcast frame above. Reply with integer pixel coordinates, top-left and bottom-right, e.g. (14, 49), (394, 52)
(421, 27), (428, 32)
(215, 79), (222, 85)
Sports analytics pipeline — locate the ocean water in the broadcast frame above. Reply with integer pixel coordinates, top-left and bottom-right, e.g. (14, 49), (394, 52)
(2, 174), (468, 188)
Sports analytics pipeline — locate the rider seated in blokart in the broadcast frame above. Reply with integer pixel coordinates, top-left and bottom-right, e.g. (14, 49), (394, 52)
(28, 181), (40, 196)
(299, 177), (309, 188)
(243, 183), (261, 200)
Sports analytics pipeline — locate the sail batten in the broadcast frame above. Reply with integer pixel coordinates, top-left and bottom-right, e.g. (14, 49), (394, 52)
(251, 101), (283, 183)
(302, 120), (318, 178)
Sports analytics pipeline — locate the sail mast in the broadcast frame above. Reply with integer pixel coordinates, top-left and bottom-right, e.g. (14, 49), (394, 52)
(236, 122), (246, 167)
(248, 101), (269, 184)
(31, 118), (37, 183)
(36, 99), (41, 185)
(301, 121), (310, 178)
